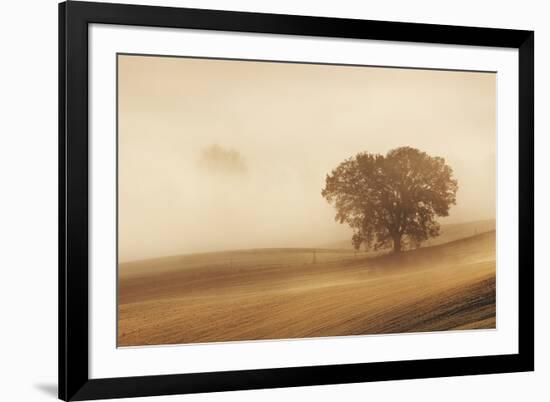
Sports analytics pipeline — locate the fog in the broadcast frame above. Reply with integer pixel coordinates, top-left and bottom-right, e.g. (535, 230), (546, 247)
(118, 55), (496, 262)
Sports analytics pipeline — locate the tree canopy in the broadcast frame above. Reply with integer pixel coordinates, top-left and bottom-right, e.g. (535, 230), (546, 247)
(322, 147), (458, 253)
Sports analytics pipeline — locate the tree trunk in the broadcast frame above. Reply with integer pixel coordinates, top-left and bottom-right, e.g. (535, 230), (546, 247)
(393, 234), (402, 253)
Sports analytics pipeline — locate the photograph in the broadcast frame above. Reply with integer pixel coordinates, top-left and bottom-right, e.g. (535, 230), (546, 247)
(116, 54), (497, 347)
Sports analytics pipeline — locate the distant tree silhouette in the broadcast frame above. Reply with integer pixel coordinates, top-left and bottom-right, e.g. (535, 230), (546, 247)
(322, 147), (458, 253)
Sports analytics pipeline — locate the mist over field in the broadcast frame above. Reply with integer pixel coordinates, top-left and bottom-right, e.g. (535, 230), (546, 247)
(117, 55), (497, 346)
(118, 55), (496, 263)
(118, 229), (496, 346)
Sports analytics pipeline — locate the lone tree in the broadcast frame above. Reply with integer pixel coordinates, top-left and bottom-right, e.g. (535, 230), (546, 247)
(322, 147), (458, 253)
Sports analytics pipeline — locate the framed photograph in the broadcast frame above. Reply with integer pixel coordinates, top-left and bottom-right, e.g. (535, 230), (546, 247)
(59, 1), (534, 400)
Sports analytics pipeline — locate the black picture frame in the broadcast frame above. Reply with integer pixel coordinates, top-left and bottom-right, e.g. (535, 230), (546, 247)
(59, 1), (534, 400)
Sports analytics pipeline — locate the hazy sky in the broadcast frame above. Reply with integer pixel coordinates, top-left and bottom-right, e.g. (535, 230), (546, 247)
(118, 54), (496, 262)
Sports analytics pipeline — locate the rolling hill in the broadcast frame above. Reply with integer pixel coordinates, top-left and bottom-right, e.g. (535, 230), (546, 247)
(118, 228), (496, 346)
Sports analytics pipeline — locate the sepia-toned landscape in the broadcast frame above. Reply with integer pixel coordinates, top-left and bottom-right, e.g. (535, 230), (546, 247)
(117, 55), (496, 347)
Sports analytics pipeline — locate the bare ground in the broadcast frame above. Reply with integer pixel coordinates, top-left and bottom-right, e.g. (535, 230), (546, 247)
(118, 231), (496, 346)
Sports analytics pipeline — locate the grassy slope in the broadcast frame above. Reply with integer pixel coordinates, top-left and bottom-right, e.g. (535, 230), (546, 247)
(118, 231), (496, 346)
